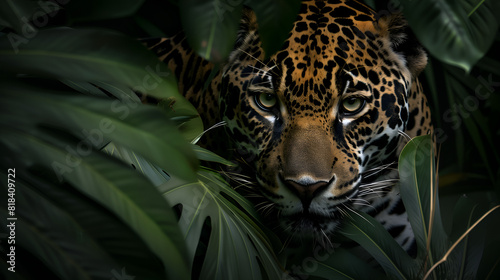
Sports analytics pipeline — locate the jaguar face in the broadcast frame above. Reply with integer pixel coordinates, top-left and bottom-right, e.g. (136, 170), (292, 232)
(218, 0), (426, 239)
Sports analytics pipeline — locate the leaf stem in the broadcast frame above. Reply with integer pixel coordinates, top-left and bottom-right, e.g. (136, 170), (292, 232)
(468, 0), (486, 17)
(458, 205), (478, 280)
(423, 205), (500, 280)
(426, 142), (438, 280)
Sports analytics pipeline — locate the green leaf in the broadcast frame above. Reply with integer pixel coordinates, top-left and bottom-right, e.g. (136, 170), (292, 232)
(15, 170), (167, 279)
(477, 55), (500, 76)
(134, 15), (167, 38)
(0, 0), (59, 34)
(103, 142), (171, 185)
(162, 170), (283, 280)
(0, 260), (29, 280)
(106, 145), (283, 279)
(285, 246), (384, 280)
(0, 81), (198, 181)
(398, 136), (449, 264)
(446, 66), (500, 171)
(423, 59), (442, 128)
(477, 239), (500, 280)
(92, 81), (144, 103)
(0, 129), (191, 279)
(339, 210), (417, 279)
(245, 0), (301, 57)
(65, 0), (145, 22)
(0, 176), (119, 280)
(191, 145), (235, 166)
(159, 97), (205, 142)
(400, 0), (500, 71)
(0, 28), (195, 112)
(60, 80), (107, 97)
(443, 73), (466, 169)
(450, 195), (485, 280)
(179, 0), (243, 62)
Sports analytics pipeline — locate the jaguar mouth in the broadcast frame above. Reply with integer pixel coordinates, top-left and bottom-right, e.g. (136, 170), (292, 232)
(279, 188), (359, 238)
(281, 210), (343, 237)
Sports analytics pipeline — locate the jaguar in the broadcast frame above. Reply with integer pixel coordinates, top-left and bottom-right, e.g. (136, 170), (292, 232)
(144, 0), (433, 253)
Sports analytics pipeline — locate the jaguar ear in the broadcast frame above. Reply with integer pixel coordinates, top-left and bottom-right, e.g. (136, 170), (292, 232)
(379, 13), (427, 77)
(226, 7), (264, 66)
(234, 7), (259, 50)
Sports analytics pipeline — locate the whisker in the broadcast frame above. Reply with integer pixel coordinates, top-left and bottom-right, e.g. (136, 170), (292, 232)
(280, 230), (295, 253)
(337, 207), (349, 219)
(349, 197), (371, 206)
(191, 121), (226, 144)
(359, 184), (394, 192)
(359, 179), (399, 188)
(237, 51), (280, 77)
(320, 229), (333, 248)
(345, 206), (373, 226)
(398, 130), (412, 142)
(362, 162), (397, 178)
(237, 49), (266, 67)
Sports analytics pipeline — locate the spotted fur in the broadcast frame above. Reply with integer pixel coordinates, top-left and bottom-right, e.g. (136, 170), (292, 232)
(144, 0), (433, 252)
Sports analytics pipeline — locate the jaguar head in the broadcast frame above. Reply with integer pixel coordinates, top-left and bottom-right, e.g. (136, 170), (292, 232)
(218, 0), (427, 239)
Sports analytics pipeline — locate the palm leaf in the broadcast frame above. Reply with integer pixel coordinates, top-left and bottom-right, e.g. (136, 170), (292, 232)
(339, 210), (417, 279)
(449, 195), (485, 279)
(179, 0), (243, 63)
(0, 80), (198, 181)
(0, 176), (119, 280)
(64, 0), (145, 22)
(15, 170), (167, 279)
(285, 246), (385, 280)
(0, 129), (190, 279)
(398, 135), (449, 272)
(245, 0), (302, 57)
(0, 28), (195, 112)
(106, 144), (283, 280)
(399, 0), (500, 71)
(0, 0), (59, 34)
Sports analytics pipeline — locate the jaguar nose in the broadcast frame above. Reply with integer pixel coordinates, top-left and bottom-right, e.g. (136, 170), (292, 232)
(285, 179), (330, 200)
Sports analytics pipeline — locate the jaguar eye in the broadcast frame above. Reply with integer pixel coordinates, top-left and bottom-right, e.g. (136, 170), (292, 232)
(342, 97), (365, 115)
(256, 92), (277, 111)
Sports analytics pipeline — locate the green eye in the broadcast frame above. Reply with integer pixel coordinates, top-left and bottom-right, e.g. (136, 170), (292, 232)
(342, 97), (364, 114)
(256, 92), (277, 111)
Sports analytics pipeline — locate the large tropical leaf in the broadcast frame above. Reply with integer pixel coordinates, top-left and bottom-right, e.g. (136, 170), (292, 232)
(285, 246), (385, 280)
(0, 28), (195, 112)
(399, 0), (500, 71)
(449, 195), (485, 280)
(0, 176), (118, 280)
(0, 0), (59, 34)
(245, 0), (301, 57)
(0, 80), (198, 181)
(64, 0), (145, 22)
(398, 136), (449, 272)
(179, 0), (243, 63)
(0, 129), (190, 279)
(444, 66), (499, 180)
(106, 144), (284, 280)
(339, 210), (417, 279)
(12, 170), (167, 279)
(476, 238), (500, 279)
